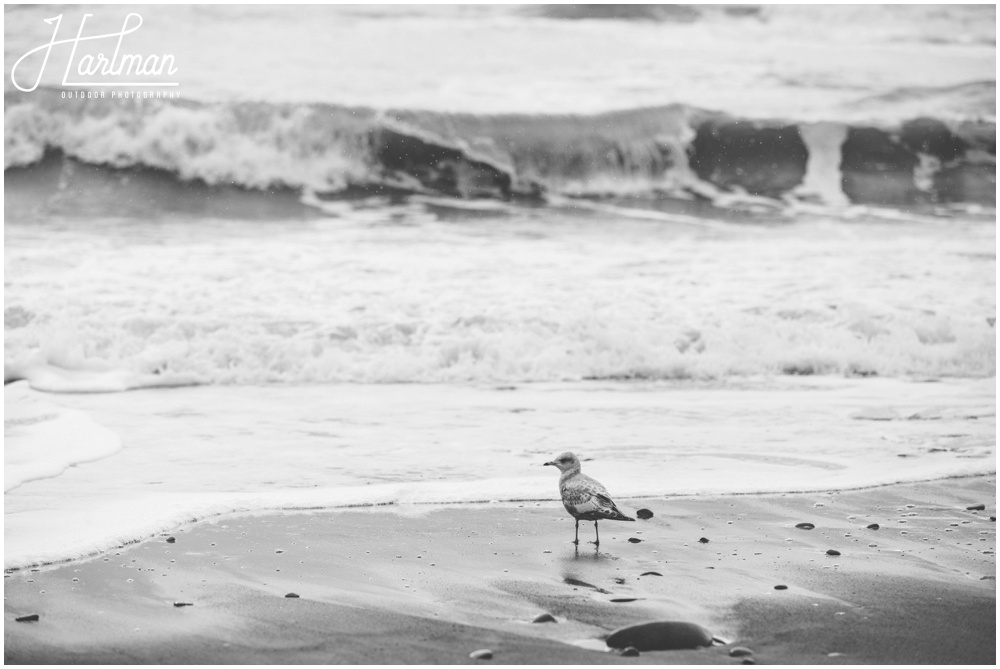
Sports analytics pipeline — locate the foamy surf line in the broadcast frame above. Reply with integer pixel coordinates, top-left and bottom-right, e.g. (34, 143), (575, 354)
(4, 378), (994, 570)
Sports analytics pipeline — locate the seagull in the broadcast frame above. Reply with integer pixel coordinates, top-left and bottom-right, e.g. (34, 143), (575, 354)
(543, 451), (634, 545)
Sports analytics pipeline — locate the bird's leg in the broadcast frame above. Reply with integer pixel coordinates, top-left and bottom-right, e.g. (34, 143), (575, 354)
(593, 521), (600, 546)
(573, 519), (580, 545)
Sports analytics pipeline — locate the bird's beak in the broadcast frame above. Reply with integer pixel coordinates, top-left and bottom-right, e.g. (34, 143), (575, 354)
(543, 461), (554, 467)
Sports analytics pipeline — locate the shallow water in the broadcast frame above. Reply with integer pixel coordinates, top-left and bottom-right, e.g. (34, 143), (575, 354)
(5, 376), (994, 569)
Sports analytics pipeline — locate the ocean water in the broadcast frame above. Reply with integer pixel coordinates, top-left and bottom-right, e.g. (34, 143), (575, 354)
(4, 4), (996, 570)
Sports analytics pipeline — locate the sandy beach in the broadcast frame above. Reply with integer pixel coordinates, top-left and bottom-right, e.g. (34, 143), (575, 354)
(5, 475), (994, 664)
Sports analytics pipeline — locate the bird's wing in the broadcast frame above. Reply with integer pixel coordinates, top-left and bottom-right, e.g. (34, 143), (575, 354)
(563, 475), (630, 520)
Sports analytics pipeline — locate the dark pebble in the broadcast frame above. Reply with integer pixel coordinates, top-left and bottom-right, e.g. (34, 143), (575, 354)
(165, 537), (176, 543)
(640, 571), (663, 577)
(774, 585), (788, 590)
(606, 621), (714, 651)
(285, 593), (300, 598)
(532, 613), (556, 623)
(991, 517), (996, 522)
(628, 537), (643, 543)
(173, 602), (193, 607)
(611, 597), (641, 603)
(795, 523), (815, 530)
(620, 647), (640, 657)
(867, 524), (880, 530)
(469, 649), (493, 660)
(15, 614), (39, 623)
(636, 509), (654, 520)
(729, 646), (754, 657)
(966, 504), (986, 511)
(826, 549), (841, 556)
(698, 537), (710, 544)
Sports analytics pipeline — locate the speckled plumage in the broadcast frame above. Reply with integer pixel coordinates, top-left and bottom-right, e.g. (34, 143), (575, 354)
(544, 451), (633, 545)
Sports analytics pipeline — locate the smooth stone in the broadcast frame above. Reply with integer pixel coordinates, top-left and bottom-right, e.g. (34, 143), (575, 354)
(285, 593), (300, 598)
(640, 571), (662, 577)
(826, 549), (841, 556)
(628, 537), (643, 543)
(867, 523), (880, 530)
(532, 613), (556, 623)
(620, 647), (640, 657)
(173, 602), (193, 607)
(606, 621), (714, 651)
(469, 649), (493, 660)
(15, 614), (39, 623)
(742, 658), (756, 665)
(698, 537), (710, 544)
(636, 509), (654, 520)
(610, 597), (640, 603)
(966, 504), (986, 511)
(165, 537), (176, 543)
(795, 523), (815, 530)
(774, 585), (788, 590)
(729, 646), (754, 657)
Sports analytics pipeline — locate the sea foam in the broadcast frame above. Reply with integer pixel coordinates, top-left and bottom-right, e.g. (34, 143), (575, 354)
(4, 381), (123, 491)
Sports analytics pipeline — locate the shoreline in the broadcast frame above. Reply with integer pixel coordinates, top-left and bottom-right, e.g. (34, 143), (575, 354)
(3, 471), (996, 575)
(5, 476), (995, 664)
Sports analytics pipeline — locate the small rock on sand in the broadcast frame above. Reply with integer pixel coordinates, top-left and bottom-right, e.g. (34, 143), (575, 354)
(774, 585), (788, 590)
(165, 537), (176, 543)
(620, 647), (640, 657)
(15, 614), (39, 623)
(966, 504), (986, 511)
(469, 649), (493, 660)
(173, 602), (193, 607)
(729, 647), (754, 657)
(826, 549), (841, 556)
(532, 613), (556, 623)
(285, 593), (300, 598)
(867, 523), (880, 530)
(795, 523), (815, 530)
(698, 537), (710, 544)
(606, 621), (713, 651)
(636, 509), (654, 520)
(628, 537), (643, 543)
(640, 571), (662, 577)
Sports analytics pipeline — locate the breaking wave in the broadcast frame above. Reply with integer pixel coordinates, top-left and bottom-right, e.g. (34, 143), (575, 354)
(5, 85), (995, 210)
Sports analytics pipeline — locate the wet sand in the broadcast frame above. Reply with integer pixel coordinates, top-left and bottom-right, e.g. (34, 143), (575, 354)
(5, 476), (995, 664)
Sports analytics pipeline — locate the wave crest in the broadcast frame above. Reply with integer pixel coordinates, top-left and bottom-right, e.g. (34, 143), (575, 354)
(5, 86), (995, 208)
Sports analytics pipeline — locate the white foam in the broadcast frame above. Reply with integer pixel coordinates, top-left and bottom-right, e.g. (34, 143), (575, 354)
(5, 211), (995, 391)
(4, 382), (123, 492)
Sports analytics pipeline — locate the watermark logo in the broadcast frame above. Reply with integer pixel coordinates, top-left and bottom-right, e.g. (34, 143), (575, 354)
(11, 13), (179, 93)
